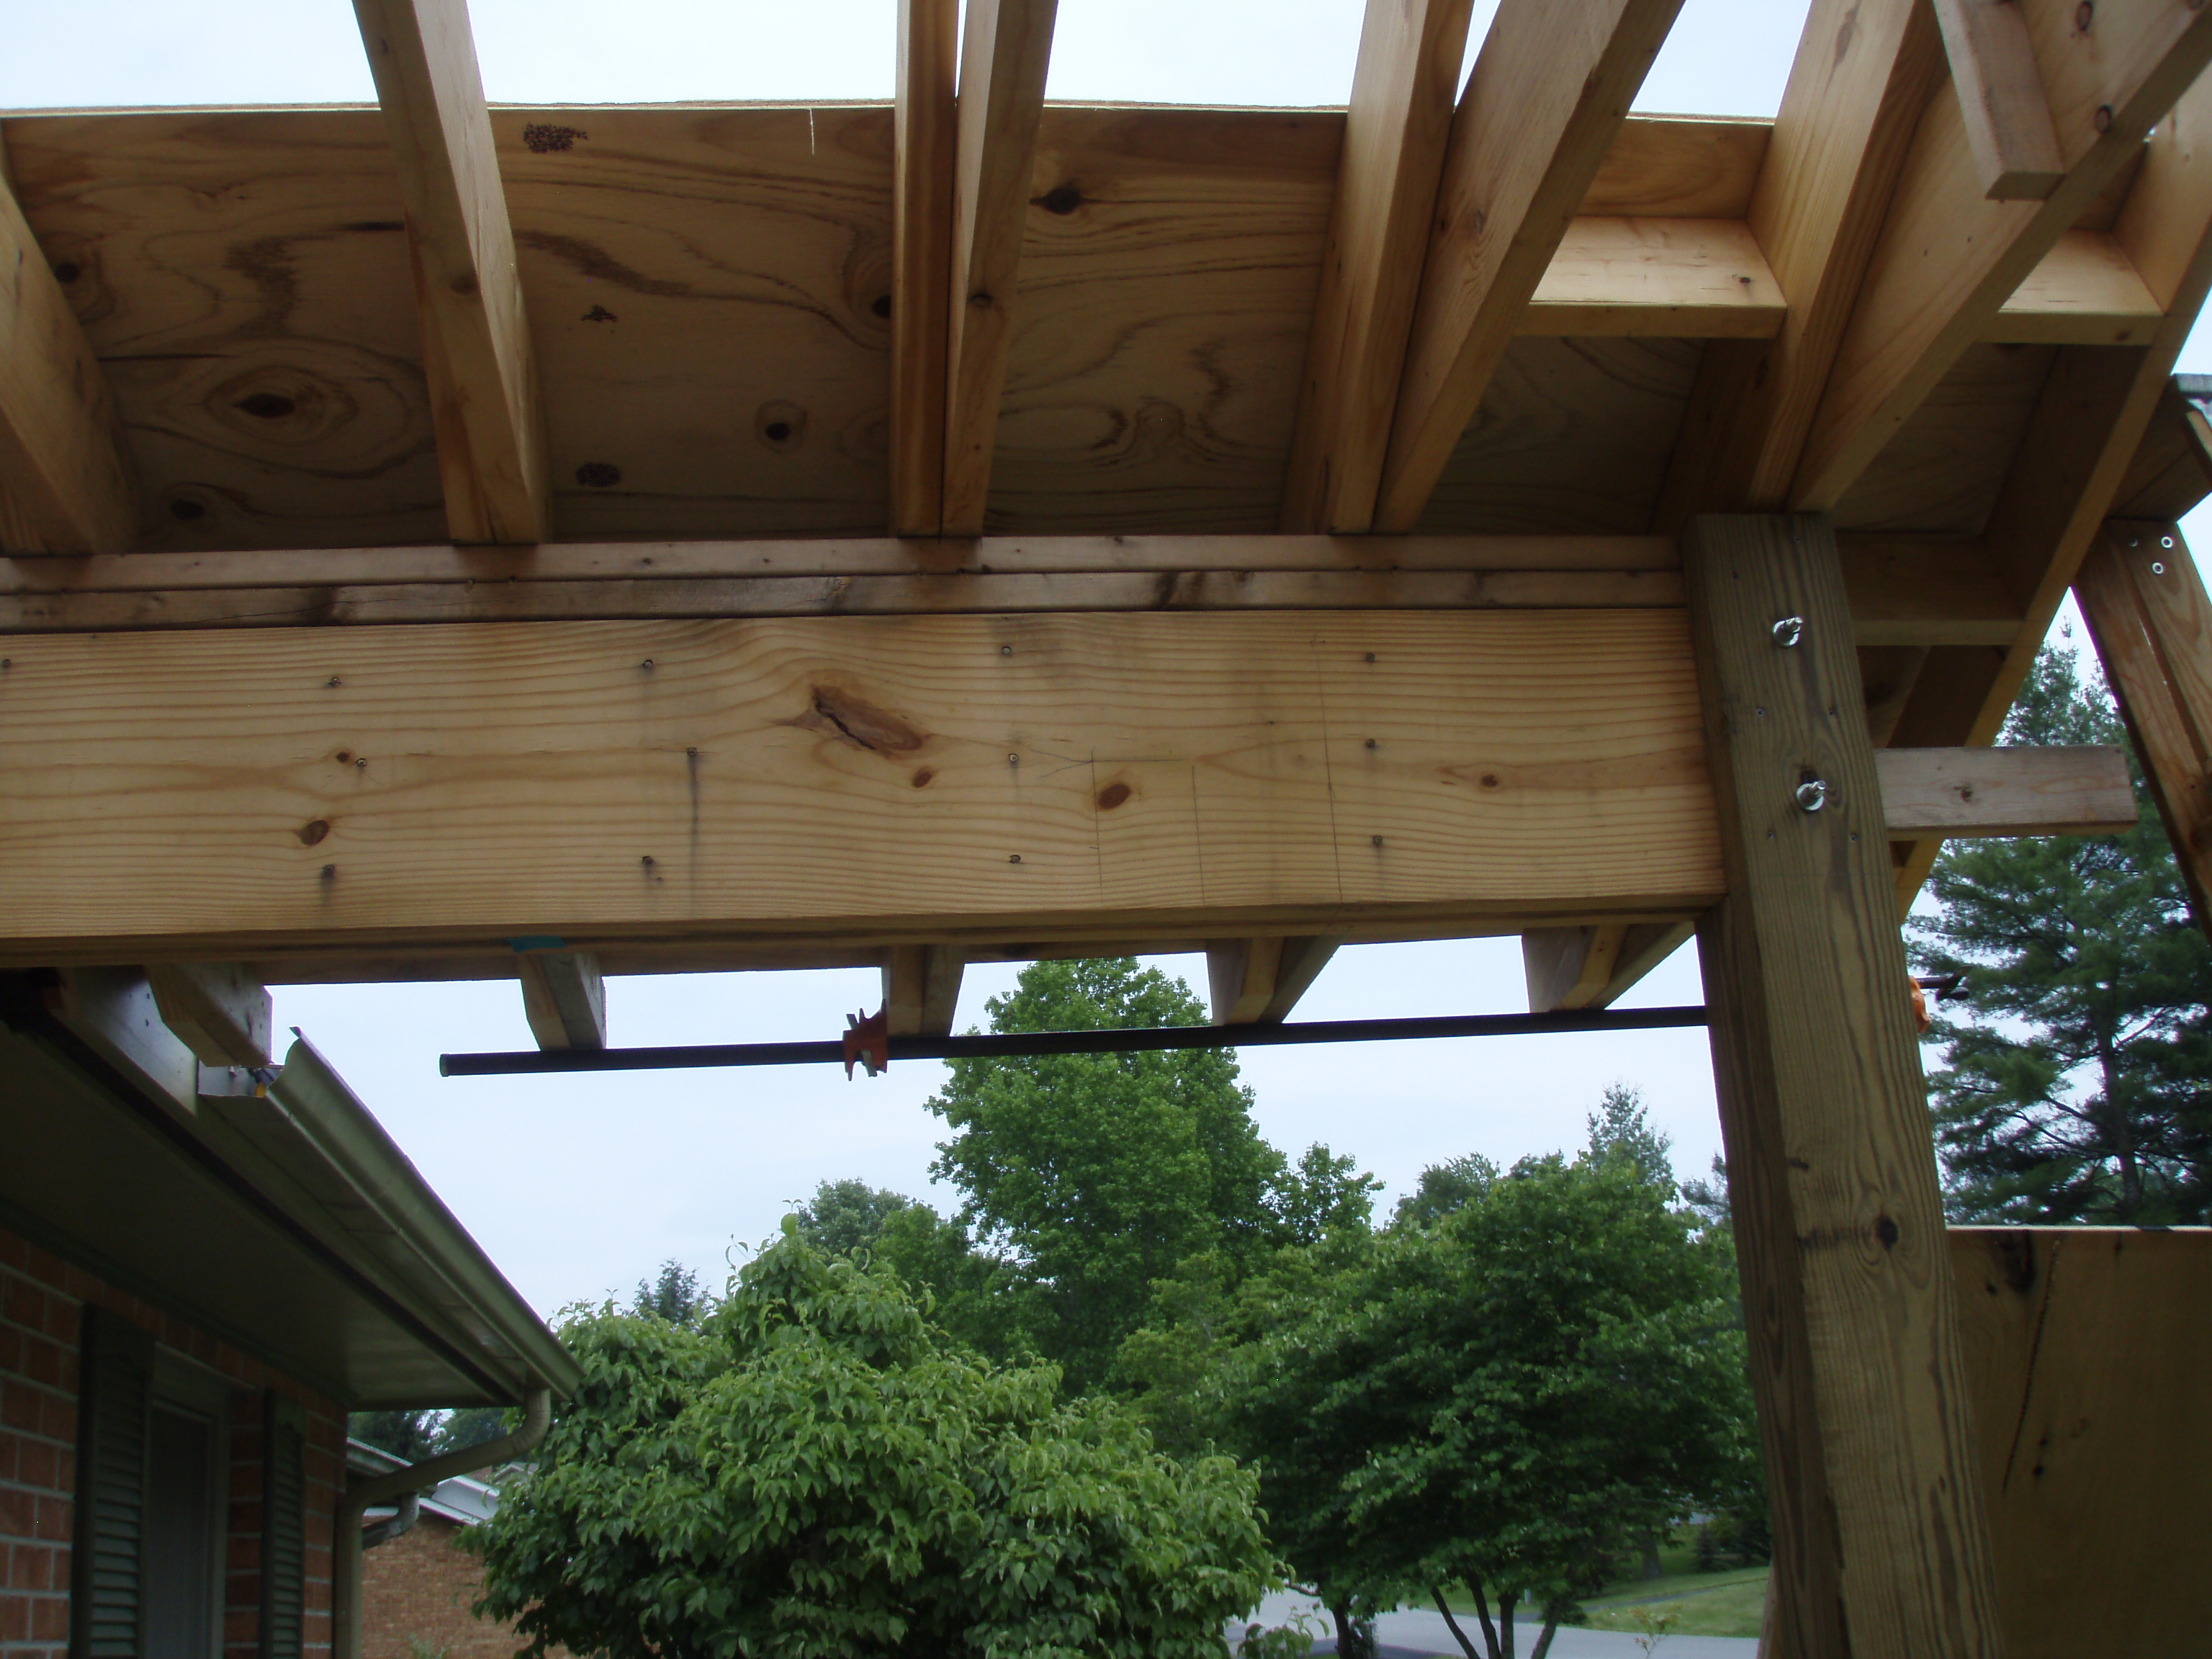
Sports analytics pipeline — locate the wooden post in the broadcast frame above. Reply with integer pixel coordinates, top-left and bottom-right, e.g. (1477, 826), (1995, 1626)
(1683, 513), (2003, 1659)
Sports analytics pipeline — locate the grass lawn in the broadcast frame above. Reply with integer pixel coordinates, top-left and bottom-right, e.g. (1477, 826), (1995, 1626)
(1434, 1565), (1770, 1642)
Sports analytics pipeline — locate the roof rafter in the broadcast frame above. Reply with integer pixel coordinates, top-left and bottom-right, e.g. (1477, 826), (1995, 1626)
(1372, 0), (1688, 533)
(891, 0), (958, 535)
(353, 0), (549, 544)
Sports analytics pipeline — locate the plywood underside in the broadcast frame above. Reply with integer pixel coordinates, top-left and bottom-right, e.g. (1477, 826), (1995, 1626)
(0, 102), (2122, 550)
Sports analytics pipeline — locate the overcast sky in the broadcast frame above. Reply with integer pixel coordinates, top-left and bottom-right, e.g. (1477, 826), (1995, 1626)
(9, 1), (2210, 1318)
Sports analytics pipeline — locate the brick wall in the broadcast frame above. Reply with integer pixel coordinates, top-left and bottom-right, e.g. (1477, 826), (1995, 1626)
(358, 1515), (547, 1659)
(0, 1226), (346, 1659)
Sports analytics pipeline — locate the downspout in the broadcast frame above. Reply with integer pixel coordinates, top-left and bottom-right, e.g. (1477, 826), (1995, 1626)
(331, 1388), (551, 1659)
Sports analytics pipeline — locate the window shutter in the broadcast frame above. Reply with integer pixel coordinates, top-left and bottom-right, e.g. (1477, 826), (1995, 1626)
(70, 1306), (155, 1659)
(258, 1395), (306, 1659)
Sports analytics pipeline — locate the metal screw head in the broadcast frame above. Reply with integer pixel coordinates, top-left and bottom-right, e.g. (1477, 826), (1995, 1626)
(1000, 644), (1012, 655)
(2153, 561), (2167, 575)
(1795, 777), (1829, 813)
(1772, 616), (1804, 648)
(2162, 535), (2176, 549)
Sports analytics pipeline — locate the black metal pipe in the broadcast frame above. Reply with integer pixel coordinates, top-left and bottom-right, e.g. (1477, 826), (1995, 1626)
(439, 1004), (1709, 1077)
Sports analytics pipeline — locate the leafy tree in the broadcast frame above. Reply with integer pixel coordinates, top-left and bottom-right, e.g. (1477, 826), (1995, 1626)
(1267, 1143), (1383, 1245)
(1212, 1132), (1751, 1659)
(472, 1225), (1280, 1659)
(349, 1409), (440, 1460)
(1912, 644), (2212, 1222)
(633, 1259), (707, 1325)
(927, 958), (1290, 1387)
(1390, 1154), (1500, 1230)
(792, 1178), (917, 1257)
(1583, 1084), (1674, 1191)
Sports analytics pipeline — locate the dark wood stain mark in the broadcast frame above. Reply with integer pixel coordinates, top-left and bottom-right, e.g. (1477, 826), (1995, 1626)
(583, 305), (617, 323)
(575, 462), (622, 488)
(523, 123), (588, 153)
(805, 686), (925, 755)
(515, 231), (700, 299)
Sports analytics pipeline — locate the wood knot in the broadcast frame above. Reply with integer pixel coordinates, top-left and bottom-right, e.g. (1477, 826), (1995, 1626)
(297, 819), (330, 847)
(1096, 781), (1132, 811)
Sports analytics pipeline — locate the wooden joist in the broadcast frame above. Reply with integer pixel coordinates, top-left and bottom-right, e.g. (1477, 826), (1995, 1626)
(353, 0), (549, 544)
(1281, 0), (1479, 533)
(1685, 513), (2002, 1658)
(0, 143), (136, 554)
(1521, 919), (1693, 1012)
(1791, 0), (2212, 510)
(516, 950), (607, 1050)
(891, 0), (958, 535)
(882, 943), (965, 1035)
(1374, 0), (1687, 532)
(2074, 521), (2212, 937)
(0, 609), (1722, 964)
(145, 961), (274, 1069)
(940, 0), (1058, 534)
(1203, 935), (1341, 1025)
(1933, 0), (2065, 201)
(1874, 745), (2138, 837)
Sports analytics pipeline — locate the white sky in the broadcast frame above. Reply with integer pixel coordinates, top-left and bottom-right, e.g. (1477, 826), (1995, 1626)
(9, 1), (2211, 1316)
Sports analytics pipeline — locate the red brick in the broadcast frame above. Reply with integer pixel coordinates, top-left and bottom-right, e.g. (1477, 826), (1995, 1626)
(16, 1441), (58, 1493)
(28, 1593), (67, 1641)
(0, 1488), (33, 1543)
(30, 1496), (68, 1545)
(0, 1593), (29, 1643)
(38, 1397), (72, 1444)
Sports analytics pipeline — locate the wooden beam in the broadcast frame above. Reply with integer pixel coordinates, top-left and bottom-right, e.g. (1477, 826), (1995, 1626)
(1280, 0), (1480, 533)
(0, 610), (1723, 964)
(1372, 0), (1687, 532)
(1888, 68), (2212, 905)
(1933, 0), (2065, 200)
(1685, 512), (2002, 1659)
(516, 950), (606, 1050)
(2074, 521), (2212, 936)
(1521, 918), (1694, 1011)
(1791, 0), (2212, 510)
(882, 943), (964, 1035)
(1874, 744), (2137, 837)
(353, 0), (549, 544)
(891, 0), (958, 535)
(47, 967), (199, 1113)
(1951, 1227), (2212, 1657)
(940, 0), (1059, 535)
(1655, 0), (1946, 525)
(0, 145), (136, 554)
(2110, 380), (2212, 518)
(1839, 535), (2025, 647)
(1206, 934), (1344, 1023)
(1524, 217), (1786, 338)
(145, 962), (274, 1068)
(1990, 229), (2164, 344)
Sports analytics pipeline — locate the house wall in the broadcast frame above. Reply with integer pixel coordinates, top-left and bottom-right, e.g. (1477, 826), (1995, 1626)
(0, 1223), (347, 1659)
(359, 1514), (551, 1659)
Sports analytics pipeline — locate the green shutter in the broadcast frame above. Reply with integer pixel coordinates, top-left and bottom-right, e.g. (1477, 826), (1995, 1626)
(70, 1306), (154, 1659)
(258, 1395), (306, 1659)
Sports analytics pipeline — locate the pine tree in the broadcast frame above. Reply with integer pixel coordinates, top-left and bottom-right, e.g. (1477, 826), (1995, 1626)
(1911, 643), (2212, 1223)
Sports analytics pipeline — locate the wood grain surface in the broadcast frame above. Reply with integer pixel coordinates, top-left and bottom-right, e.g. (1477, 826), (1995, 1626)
(1873, 743), (2137, 835)
(0, 609), (1722, 961)
(1951, 1226), (2212, 1659)
(1686, 513), (2002, 1659)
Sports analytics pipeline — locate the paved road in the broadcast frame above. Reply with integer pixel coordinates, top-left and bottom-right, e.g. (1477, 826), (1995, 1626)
(1234, 1591), (1760, 1658)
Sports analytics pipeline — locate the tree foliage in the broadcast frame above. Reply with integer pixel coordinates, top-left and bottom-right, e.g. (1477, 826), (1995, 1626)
(927, 958), (1368, 1387)
(473, 1226), (1280, 1659)
(634, 1259), (708, 1326)
(1913, 644), (2212, 1222)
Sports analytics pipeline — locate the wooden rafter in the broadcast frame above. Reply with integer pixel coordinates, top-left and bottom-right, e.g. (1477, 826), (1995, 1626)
(891, 0), (958, 535)
(0, 139), (136, 554)
(1372, 0), (1688, 533)
(883, 943), (965, 1035)
(353, 0), (549, 544)
(1933, 0), (2065, 201)
(1791, 0), (2212, 510)
(517, 950), (607, 1049)
(1280, 0), (1478, 534)
(940, 0), (1059, 536)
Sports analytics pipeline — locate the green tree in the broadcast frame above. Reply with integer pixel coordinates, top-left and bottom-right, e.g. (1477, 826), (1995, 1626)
(472, 1225), (1280, 1659)
(1215, 1137), (1751, 1659)
(1912, 644), (2212, 1222)
(633, 1259), (706, 1324)
(349, 1409), (440, 1460)
(792, 1178), (917, 1257)
(1390, 1154), (1500, 1230)
(927, 958), (1289, 1387)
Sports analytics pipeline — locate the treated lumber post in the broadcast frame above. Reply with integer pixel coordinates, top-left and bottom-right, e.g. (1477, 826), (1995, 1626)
(940, 0), (1059, 535)
(2074, 520), (2212, 938)
(882, 943), (964, 1036)
(0, 145), (137, 554)
(1684, 513), (2002, 1659)
(516, 950), (606, 1050)
(145, 961), (274, 1068)
(353, 0), (549, 544)
(890, 0), (958, 535)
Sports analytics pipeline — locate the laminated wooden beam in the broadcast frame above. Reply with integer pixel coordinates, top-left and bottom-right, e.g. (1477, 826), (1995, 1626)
(1791, 0), (2212, 510)
(353, 0), (549, 544)
(1874, 744), (2138, 837)
(1933, 0), (2065, 200)
(145, 961), (274, 1068)
(890, 0), (958, 535)
(1372, 0), (1687, 532)
(940, 0), (1058, 534)
(0, 610), (1722, 965)
(882, 943), (964, 1035)
(1280, 0), (1479, 532)
(516, 950), (606, 1050)
(1686, 512), (2002, 1659)
(0, 145), (136, 554)
(1656, 0), (1946, 526)
(2074, 521), (2212, 937)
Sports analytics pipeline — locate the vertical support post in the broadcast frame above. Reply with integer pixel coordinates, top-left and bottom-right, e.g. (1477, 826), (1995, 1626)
(1683, 513), (2003, 1659)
